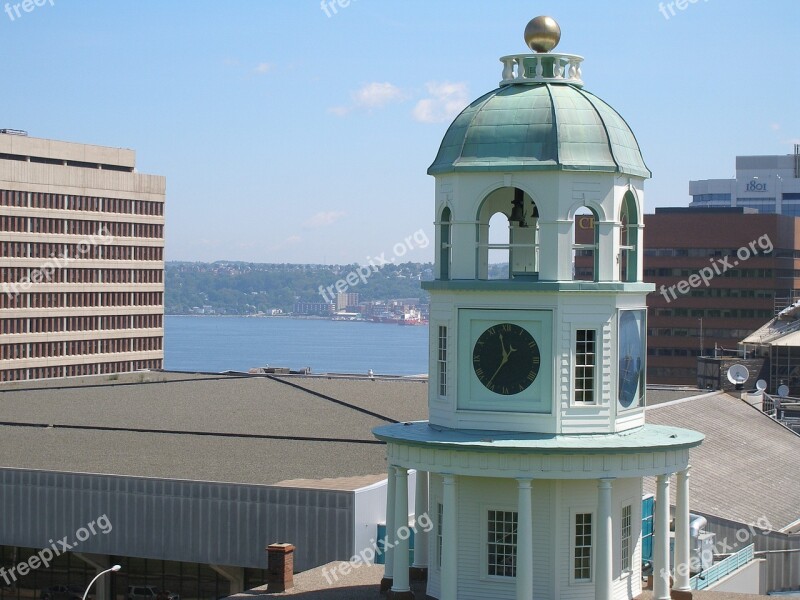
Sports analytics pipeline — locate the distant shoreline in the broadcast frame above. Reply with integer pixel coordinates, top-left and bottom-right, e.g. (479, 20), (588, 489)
(167, 314), (320, 319)
(166, 314), (428, 324)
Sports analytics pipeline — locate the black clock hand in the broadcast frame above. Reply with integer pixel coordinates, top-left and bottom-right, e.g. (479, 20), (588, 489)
(487, 335), (525, 387)
(487, 353), (510, 387)
(498, 333), (508, 360)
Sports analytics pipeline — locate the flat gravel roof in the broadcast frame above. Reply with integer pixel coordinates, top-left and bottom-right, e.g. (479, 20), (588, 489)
(0, 371), (411, 485)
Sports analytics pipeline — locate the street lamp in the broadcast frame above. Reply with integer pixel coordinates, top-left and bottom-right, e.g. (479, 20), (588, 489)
(83, 565), (121, 600)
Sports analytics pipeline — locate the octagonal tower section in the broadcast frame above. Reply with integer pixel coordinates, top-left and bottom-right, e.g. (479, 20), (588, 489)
(425, 36), (652, 435)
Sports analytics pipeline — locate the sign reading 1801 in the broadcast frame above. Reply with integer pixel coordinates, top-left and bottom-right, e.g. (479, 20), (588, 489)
(745, 179), (768, 192)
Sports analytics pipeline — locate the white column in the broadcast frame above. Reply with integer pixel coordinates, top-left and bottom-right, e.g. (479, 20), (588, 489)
(653, 474), (672, 600)
(516, 479), (533, 600)
(209, 565), (245, 595)
(384, 465), (396, 582)
(538, 219), (573, 281)
(595, 221), (616, 282)
(412, 470), (430, 571)
(596, 478), (614, 600)
(441, 474), (458, 600)
(391, 467), (412, 594)
(674, 467), (692, 592)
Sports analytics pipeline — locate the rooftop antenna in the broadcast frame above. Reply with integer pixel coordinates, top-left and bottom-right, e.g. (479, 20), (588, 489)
(794, 143), (799, 179)
(726, 364), (749, 390)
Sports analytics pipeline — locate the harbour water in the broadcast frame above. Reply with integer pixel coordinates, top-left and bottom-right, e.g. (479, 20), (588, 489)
(164, 315), (429, 375)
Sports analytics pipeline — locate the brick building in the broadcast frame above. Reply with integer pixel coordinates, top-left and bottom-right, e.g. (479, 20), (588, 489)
(644, 207), (800, 385)
(576, 207), (800, 385)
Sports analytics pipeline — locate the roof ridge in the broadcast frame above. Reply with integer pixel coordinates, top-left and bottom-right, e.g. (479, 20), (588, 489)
(0, 419), (386, 445)
(543, 83), (560, 166)
(266, 375), (399, 424)
(644, 390), (723, 411)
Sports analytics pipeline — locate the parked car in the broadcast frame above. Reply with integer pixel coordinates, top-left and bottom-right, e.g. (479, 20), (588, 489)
(127, 586), (179, 600)
(41, 585), (89, 600)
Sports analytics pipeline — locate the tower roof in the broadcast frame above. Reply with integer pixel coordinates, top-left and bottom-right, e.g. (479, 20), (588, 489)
(428, 18), (650, 179)
(428, 83), (651, 178)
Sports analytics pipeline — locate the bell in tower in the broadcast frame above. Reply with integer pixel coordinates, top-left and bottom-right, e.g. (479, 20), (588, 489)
(374, 17), (703, 600)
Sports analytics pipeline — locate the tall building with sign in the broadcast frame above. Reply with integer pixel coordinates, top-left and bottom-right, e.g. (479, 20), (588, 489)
(689, 149), (800, 214)
(0, 131), (166, 382)
(373, 18), (703, 600)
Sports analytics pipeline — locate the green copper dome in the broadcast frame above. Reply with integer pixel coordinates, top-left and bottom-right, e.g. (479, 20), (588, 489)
(428, 83), (650, 178)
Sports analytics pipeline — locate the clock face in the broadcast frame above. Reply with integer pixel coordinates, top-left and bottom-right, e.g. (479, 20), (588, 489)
(472, 323), (540, 395)
(618, 311), (645, 409)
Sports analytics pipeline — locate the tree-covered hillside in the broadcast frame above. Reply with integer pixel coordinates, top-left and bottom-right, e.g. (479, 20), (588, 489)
(165, 261), (434, 315)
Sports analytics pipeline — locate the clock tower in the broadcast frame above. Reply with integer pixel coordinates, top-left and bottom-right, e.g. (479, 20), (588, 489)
(374, 17), (703, 600)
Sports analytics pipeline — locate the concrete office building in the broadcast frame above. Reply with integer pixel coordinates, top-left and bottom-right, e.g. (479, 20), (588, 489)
(336, 292), (359, 312)
(644, 207), (800, 385)
(689, 148), (800, 215)
(0, 131), (165, 382)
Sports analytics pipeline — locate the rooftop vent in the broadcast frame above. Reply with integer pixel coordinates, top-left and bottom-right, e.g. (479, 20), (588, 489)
(0, 129), (28, 136)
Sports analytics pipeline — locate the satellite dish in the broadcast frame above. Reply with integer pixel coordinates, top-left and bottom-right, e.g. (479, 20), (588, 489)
(756, 379), (767, 392)
(726, 364), (750, 385)
(778, 384), (790, 397)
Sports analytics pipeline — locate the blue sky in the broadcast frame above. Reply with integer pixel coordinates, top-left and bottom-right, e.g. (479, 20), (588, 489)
(2, 0), (798, 264)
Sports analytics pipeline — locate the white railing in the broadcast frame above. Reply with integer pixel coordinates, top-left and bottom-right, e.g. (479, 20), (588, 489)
(480, 243), (538, 251)
(499, 53), (584, 87)
(479, 243), (539, 277)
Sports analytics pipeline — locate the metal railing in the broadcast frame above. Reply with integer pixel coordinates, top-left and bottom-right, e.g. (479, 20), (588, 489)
(762, 393), (800, 420)
(690, 543), (755, 590)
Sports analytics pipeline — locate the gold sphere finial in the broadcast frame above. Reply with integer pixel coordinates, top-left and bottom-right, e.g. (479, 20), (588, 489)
(524, 16), (561, 53)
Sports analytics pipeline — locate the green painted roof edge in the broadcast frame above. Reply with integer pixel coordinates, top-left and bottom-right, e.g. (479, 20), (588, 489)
(373, 422), (704, 455)
(427, 162), (626, 175)
(421, 280), (655, 293)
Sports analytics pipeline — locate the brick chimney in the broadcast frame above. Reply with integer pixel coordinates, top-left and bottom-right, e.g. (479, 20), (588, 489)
(266, 543), (295, 592)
